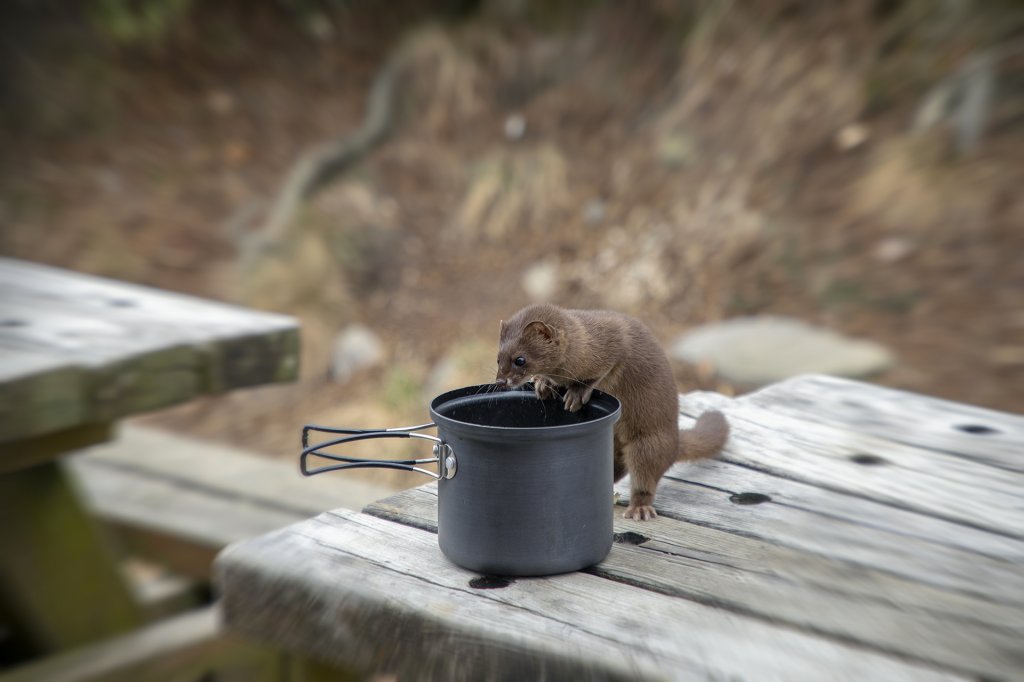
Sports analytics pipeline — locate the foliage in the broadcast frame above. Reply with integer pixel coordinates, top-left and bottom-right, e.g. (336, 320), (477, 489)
(90, 0), (194, 45)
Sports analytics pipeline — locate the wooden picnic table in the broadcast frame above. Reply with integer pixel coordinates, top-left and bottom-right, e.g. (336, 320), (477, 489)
(215, 373), (1024, 681)
(0, 257), (299, 658)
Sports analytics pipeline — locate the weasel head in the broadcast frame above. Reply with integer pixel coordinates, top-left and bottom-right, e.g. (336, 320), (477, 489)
(494, 307), (565, 390)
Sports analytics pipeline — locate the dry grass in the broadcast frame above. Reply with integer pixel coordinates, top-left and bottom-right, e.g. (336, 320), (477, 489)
(452, 145), (570, 242)
(400, 24), (518, 136)
(852, 134), (1001, 240)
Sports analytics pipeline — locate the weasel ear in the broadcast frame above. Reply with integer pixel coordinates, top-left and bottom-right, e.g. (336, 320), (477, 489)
(524, 320), (556, 342)
(499, 319), (506, 335)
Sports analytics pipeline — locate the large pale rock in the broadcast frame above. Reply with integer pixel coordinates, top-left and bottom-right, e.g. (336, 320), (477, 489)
(330, 324), (384, 383)
(672, 316), (893, 388)
(422, 340), (495, 400)
(521, 260), (559, 301)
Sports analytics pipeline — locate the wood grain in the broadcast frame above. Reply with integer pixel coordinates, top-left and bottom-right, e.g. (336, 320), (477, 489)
(367, 482), (1024, 610)
(364, 485), (1024, 680)
(0, 257), (299, 446)
(677, 391), (1024, 539)
(216, 509), (963, 681)
(647, 469), (1024, 604)
(76, 425), (393, 518)
(68, 426), (393, 579)
(740, 374), (1024, 472)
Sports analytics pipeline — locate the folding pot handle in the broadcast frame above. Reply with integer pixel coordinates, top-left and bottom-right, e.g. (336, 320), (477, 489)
(300, 422), (457, 480)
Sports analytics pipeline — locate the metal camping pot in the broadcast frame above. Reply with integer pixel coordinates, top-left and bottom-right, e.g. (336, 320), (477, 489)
(300, 384), (621, 576)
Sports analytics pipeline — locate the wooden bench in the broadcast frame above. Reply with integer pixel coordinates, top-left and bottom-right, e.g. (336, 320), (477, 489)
(0, 257), (300, 660)
(1, 426), (394, 681)
(0, 257), (302, 676)
(69, 424), (396, 580)
(215, 374), (1024, 681)
(0, 605), (279, 682)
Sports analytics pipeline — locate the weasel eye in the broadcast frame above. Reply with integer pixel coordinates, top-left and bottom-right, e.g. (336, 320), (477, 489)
(514, 356), (526, 367)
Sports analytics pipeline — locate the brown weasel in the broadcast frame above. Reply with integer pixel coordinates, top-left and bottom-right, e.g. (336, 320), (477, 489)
(495, 303), (729, 520)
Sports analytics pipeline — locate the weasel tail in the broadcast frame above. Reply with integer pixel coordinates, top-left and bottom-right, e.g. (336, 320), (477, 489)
(679, 410), (730, 461)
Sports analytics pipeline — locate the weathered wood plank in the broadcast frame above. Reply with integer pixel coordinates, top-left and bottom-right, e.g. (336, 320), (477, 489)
(366, 483), (1024, 611)
(653, 467), (1024, 602)
(71, 460), (303, 548)
(0, 350), (85, 445)
(216, 509), (965, 681)
(363, 484), (441, 532)
(69, 458), (303, 579)
(66, 425), (395, 578)
(0, 257), (300, 445)
(740, 374), (1024, 472)
(376, 397), (1024, 566)
(677, 392), (1024, 539)
(606, 514), (1024, 633)
(0, 257), (296, 346)
(593, 533), (1023, 680)
(666, 442), (1024, 564)
(368, 456), (1024, 607)
(76, 424), (394, 517)
(0, 605), (281, 682)
(364, 484), (1024, 680)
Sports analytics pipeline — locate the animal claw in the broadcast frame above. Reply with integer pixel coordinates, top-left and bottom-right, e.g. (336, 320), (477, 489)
(624, 504), (657, 521)
(563, 385), (592, 412)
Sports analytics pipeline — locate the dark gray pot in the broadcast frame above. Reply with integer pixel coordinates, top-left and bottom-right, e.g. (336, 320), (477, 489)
(301, 384), (620, 576)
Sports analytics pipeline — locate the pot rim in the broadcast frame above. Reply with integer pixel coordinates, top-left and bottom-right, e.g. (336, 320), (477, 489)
(429, 383), (621, 440)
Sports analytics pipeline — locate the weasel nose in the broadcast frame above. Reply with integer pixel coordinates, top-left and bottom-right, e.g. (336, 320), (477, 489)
(495, 377), (508, 388)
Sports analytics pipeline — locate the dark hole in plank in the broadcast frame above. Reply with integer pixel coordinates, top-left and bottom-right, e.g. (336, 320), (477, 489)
(613, 531), (650, 545)
(0, 319), (26, 327)
(729, 492), (772, 505)
(469, 575), (513, 589)
(849, 453), (888, 466)
(955, 424), (999, 435)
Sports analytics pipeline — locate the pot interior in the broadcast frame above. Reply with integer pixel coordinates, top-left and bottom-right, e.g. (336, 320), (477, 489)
(431, 384), (618, 429)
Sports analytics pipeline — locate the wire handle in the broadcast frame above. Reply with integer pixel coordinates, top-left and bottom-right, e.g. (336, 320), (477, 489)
(300, 422), (456, 480)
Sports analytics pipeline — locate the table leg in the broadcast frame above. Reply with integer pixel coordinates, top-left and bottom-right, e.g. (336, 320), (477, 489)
(287, 656), (363, 682)
(0, 457), (144, 658)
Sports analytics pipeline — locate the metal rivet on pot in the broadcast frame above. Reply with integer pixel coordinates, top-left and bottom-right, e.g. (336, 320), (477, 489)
(433, 443), (457, 479)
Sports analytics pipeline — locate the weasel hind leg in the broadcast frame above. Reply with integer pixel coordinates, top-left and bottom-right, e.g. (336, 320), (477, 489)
(621, 431), (676, 521)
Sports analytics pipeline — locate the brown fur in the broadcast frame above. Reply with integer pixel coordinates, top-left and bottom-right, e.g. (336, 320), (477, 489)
(495, 303), (730, 520)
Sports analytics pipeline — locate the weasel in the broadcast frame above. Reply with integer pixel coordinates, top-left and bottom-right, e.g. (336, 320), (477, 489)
(495, 303), (729, 520)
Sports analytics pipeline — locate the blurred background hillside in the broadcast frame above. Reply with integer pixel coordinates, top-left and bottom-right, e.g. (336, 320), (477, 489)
(1, 0), (1021, 489)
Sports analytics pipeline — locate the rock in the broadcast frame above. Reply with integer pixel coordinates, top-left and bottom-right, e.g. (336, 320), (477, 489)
(504, 113), (526, 141)
(330, 325), (384, 383)
(655, 132), (696, 167)
(521, 260), (559, 301)
(874, 237), (915, 263)
(672, 316), (894, 388)
(422, 340), (496, 399)
(423, 356), (459, 400)
(835, 123), (870, 151)
(583, 199), (606, 225)
(205, 90), (235, 115)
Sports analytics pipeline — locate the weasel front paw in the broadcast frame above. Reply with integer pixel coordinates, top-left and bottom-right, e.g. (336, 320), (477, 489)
(623, 504), (658, 521)
(533, 376), (558, 400)
(563, 385), (593, 412)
